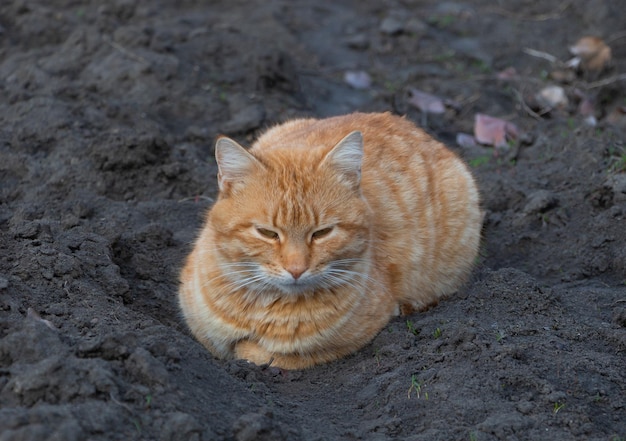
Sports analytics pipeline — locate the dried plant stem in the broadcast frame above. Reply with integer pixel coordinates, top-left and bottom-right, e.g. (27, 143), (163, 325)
(103, 35), (150, 66)
(586, 73), (626, 89)
(522, 48), (561, 65)
(489, 1), (571, 21)
(512, 89), (546, 120)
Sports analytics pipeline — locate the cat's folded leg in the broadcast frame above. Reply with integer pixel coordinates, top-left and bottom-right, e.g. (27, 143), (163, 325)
(234, 339), (276, 366)
(398, 298), (440, 316)
(235, 340), (323, 370)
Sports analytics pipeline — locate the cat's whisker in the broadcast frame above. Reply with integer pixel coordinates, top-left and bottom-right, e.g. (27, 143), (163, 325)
(324, 267), (390, 295)
(218, 262), (260, 269)
(229, 276), (269, 291)
(320, 271), (366, 292)
(201, 270), (261, 292)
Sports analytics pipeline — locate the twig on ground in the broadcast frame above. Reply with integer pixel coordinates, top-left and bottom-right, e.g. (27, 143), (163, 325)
(489, 1), (571, 21)
(585, 73), (626, 89)
(522, 48), (561, 65)
(109, 392), (135, 413)
(103, 35), (151, 66)
(606, 30), (626, 45)
(512, 88), (546, 120)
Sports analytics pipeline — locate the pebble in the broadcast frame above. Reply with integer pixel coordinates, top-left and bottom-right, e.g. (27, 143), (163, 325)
(536, 86), (568, 109)
(344, 33), (369, 50)
(379, 16), (404, 35)
(607, 174), (626, 202)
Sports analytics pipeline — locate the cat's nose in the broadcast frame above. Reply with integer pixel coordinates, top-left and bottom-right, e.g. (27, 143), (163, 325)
(286, 265), (307, 280)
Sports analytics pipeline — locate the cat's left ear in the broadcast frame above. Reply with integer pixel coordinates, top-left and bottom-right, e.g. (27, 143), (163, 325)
(215, 136), (261, 192)
(323, 131), (363, 189)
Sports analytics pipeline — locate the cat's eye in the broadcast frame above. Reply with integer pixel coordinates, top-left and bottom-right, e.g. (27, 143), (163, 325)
(312, 227), (333, 240)
(256, 227), (279, 240)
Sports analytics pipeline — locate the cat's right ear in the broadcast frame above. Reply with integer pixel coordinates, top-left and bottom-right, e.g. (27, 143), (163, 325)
(215, 137), (260, 192)
(322, 131), (363, 190)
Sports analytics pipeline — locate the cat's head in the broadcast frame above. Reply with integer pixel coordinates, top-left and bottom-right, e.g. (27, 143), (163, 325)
(208, 131), (371, 296)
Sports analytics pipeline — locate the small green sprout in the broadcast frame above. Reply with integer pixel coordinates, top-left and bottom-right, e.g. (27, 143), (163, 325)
(469, 156), (490, 168)
(495, 330), (506, 343)
(433, 327), (442, 339)
(407, 374), (425, 399)
(553, 401), (565, 414)
(406, 320), (419, 335)
(374, 348), (382, 366)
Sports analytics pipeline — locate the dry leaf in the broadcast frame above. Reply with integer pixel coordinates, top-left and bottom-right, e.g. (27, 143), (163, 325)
(578, 96), (595, 117)
(496, 67), (517, 80)
(407, 88), (446, 114)
(474, 114), (519, 148)
(344, 71), (372, 89)
(568, 36), (612, 73)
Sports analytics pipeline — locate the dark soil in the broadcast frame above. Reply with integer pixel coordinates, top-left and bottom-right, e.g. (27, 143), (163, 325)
(1, 1), (625, 440)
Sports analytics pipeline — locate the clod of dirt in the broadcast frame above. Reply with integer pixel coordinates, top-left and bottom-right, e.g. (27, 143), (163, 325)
(222, 101), (266, 134)
(125, 347), (170, 386)
(255, 51), (300, 93)
(379, 16), (404, 35)
(232, 409), (290, 441)
(613, 307), (626, 327)
(522, 190), (559, 215)
(92, 132), (170, 172)
(158, 412), (209, 441)
(344, 33), (370, 50)
(606, 174), (626, 203)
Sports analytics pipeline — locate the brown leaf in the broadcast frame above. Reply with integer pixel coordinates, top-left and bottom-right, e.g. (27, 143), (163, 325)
(407, 88), (446, 114)
(568, 36), (612, 72)
(474, 114), (519, 148)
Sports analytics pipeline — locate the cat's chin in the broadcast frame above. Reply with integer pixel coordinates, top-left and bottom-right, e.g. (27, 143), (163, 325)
(274, 281), (318, 296)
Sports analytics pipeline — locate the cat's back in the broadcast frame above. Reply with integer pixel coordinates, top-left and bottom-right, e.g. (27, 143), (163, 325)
(252, 112), (454, 168)
(254, 112), (480, 310)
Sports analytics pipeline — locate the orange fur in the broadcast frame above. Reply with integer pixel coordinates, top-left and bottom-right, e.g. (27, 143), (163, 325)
(179, 112), (481, 369)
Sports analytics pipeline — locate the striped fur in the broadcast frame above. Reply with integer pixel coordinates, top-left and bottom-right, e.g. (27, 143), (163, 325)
(179, 112), (481, 369)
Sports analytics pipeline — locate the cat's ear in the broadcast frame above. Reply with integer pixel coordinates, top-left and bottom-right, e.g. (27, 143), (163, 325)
(323, 131), (363, 188)
(215, 137), (261, 192)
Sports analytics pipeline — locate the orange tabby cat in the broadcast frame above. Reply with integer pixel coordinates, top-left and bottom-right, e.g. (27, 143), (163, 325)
(179, 112), (481, 369)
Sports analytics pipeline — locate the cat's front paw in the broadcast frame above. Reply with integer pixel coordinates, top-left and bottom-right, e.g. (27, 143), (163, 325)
(234, 340), (275, 367)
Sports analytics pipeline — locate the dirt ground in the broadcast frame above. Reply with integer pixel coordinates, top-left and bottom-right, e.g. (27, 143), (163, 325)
(1, 1), (625, 440)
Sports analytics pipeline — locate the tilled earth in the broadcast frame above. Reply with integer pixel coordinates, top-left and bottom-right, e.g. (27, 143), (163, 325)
(1, 1), (625, 440)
